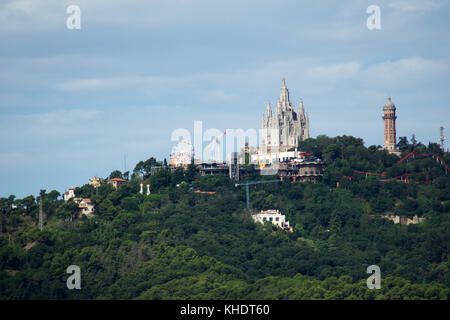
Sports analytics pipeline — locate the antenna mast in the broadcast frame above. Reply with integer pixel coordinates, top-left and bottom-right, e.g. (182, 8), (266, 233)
(440, 126), (445, 151)
(39, 190), (44, 231)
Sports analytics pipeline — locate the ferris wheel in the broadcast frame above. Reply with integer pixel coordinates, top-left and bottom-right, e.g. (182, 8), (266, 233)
(170, 140), (194, 166)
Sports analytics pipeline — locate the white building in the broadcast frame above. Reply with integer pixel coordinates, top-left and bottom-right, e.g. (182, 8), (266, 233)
(74, 198), (95, 216)
(89, 176), (104, 188)
(382, 214), (424, 226)
(252, 209), (293, 232)
(108, 178), (127, 190)
(250, 149), (315, 165)
(63, 187), (75, 201)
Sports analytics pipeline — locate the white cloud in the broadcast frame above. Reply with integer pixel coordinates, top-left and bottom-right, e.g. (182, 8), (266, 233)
(0, 0), (265, 33)
(388, 0), (441, 12)
(308, 61), (362, 80)
(362, 57), (450, 85)
(302, 57), (449, 85)
(0, 0), (68, 33)
(56, 73), (212, 92)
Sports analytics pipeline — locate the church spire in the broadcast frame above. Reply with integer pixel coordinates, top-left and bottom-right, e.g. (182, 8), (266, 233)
(266, 102), (272, 117)
(279, 78), (290, 111)
(299, 98), (305, 116)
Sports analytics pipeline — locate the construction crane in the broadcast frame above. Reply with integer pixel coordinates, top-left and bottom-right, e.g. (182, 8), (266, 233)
(235, 179), (281, 210)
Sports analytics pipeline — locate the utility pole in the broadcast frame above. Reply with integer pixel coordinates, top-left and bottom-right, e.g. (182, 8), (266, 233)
(39, 189), (44, 231)
(440, 126), (445, 151)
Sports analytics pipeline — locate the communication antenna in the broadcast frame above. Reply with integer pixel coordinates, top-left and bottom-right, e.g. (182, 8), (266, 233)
(124, 154), (127, 172)
(440, 126), (445, 151)
(39, 190), (44, 231)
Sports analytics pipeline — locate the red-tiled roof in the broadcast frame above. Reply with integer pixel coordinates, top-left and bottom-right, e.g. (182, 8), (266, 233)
(109, 178), (127, 182)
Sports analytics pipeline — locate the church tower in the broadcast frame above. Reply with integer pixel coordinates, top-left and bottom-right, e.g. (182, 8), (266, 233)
(298, 98), (309, 141)
(261, 79), (309, 152)
(382, 97), (400, 154)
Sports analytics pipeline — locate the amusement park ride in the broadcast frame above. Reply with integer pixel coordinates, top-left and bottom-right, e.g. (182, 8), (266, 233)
(169, 140), (194, 167)
(170, 131), (227, 166)
(344, 151), (448, 183)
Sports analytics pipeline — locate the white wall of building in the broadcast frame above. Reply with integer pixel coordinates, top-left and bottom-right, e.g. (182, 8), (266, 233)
(252, 209), (292, 230)
(63, 188), (75, 201)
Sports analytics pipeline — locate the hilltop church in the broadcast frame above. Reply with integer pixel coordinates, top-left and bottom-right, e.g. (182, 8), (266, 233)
(250, 78), (310, 165)
(261, 78), (309, 152)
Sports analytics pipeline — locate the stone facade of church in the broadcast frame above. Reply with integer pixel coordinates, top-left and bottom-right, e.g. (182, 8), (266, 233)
(261, 79), (309, 152)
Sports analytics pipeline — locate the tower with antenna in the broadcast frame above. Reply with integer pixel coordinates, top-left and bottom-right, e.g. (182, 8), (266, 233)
(440, 126), (445, 151)
(39, 189), (44, 231)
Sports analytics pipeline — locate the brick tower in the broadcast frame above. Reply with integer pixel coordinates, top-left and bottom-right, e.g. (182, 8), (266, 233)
(382, 97), (401, 155)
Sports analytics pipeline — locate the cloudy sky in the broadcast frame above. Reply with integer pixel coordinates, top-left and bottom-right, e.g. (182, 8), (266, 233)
(1, 0), (449, 198)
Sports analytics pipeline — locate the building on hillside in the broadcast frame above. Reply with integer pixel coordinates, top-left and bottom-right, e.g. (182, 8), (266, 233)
(278, 154), (324, 183)
(250, 149), (316, 165)
(252, 209), (293, 232)
(382, 97), (402, 156)
(260, 78), (309, 154)
(108, 178), (127, 189)
(63, 187), (75, 201)
(73, 198), (95, 217)
(89, 176), (104, 188)
(382, 214), (424, 226)
(197, 150), (324, 183)
(198, 162), (229, 177)
(228, 152), (239, 182)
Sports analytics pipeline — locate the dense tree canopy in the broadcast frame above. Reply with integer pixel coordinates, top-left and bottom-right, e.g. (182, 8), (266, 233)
(1, 136), (449, 300)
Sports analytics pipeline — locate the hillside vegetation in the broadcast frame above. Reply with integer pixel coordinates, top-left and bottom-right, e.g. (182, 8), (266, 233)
(1, 135), (449, 299)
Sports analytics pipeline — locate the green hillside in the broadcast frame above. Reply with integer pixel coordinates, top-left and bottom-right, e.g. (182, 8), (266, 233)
(1, 135), (449, 300)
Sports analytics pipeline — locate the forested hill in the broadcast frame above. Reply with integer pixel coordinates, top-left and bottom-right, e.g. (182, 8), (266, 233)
(1, 135), (449, 300)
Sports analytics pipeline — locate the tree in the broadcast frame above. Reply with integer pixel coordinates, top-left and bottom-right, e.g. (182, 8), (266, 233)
(109, 170), (123, 180)
(411, 134), (417, 148)
(19, 195), (38, 218)
(46, 190), (61, 202)
(74, 185), (95, 198)
(55, 199), (80, 221)
(323, 144), (340, 162)
(397, 136), (409, 151)
(133, 157), (159, 179)
(185, 159), (200, 183)
(171, 167), (185, 187)
(97, 199), (117, 219)
(120, 197), (139, 212)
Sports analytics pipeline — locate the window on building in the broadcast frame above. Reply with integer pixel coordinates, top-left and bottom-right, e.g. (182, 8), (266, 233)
(269, 217), (273, 222)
